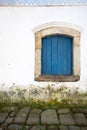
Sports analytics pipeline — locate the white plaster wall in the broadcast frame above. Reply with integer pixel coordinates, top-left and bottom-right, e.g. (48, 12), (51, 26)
(0, 6), (87, 90)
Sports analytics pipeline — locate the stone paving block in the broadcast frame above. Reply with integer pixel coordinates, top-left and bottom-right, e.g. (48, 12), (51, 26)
(31, 109), (42, 113)
(25, 125), (31, 130)
(0, 128), (6, 130)
(0, 128), (3, 130)
(58, 108), (70, 114)
(14, 107), (30, 124)
(59, 125), (68, 130)
(69, 126), (81, 130)
(41, 109), (59, 125)
(72, 108), (87, 114)
(31, 126), (40, 130)
(26, 109), (41, 125)
(59, 114), (75, 125)
(10, 111), (17, 117)
(8, 124), (22, 130)
(39, 126), (46, 130)
(1, 123), (8, 128)
(34, 126), (46, 130)
(26, 112), (40, 125)
(74, 113), (87, 125)
(81, 127), (87, 130)
(5, 117), (13, 124)
(0, 113), (8, 124)
(8, 124), (30, 130)
(47, 125), (59, 130)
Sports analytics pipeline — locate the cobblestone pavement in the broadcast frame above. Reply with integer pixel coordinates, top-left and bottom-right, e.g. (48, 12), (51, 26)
(0, 107), (87, 130)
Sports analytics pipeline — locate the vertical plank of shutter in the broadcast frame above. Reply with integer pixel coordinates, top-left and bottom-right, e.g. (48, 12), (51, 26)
(41, 38), (47, 74)
(47, 37), (52, 74)
(51, 36), (58, 74)
(67, 37), (73, 75)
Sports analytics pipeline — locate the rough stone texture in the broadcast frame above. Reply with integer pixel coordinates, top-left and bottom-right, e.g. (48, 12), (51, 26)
(41, 109), (59, 125)
(0, 113), (8, 124)
(0, 127), (7, 130)
(35, 49), (41, 77)
(1, 123), (8, 128)
(8, 124), (22, 130)
(47, 125), (59, 130)
(69, 126), (81, 130)
(5, 117), (13, 124)
(74, 113), (87, 125)
(72, 109), (87, 114)
(26, 109), (41, 125)
(73, 46), (80, 76)
(25, 126), (31, 130)
(35, 75), (79, 82)
(59, 125), (68, 130)
(39, 126), (46, 130)
(28, 109), (42, 115)
(3, 107), (17, 112)
(59, 114), (75, 125)
(81, 127), (87, 130)
(32, 126), (46, 130)
(0, 128), (3, 130)
(58, 108), (70, 114)
(31, 126), (40, 130)
(8, 124), (30, 130)
(14, 107), (30, 124)
(0, 108), (87, 130)
(35, 27), (80, 47)
(35, 26), (80, 80)
(35, 37), (41, 49)
(10, 111), (17, 117)
(42, 27), (80, 38)
(73, 36), (80, 46)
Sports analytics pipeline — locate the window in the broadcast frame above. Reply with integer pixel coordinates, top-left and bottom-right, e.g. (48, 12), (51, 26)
(41, 35), (73, 75)
(34, 23), (81, 82)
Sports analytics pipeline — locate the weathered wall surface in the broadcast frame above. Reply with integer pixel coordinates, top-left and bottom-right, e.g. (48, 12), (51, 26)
(0, 6), (87, 90)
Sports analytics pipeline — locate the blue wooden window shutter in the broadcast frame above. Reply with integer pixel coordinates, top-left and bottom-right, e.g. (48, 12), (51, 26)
(41, 35), (73, 75)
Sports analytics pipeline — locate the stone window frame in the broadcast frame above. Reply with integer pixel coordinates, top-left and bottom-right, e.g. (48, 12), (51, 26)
(33, 22), (81, 82)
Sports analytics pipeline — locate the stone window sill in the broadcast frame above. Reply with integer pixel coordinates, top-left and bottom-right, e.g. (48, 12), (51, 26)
(35, 75), (80, 82)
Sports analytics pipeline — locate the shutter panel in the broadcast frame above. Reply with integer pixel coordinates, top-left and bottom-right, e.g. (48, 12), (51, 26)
(41, 35), (73, 75)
